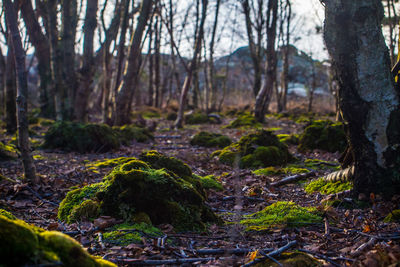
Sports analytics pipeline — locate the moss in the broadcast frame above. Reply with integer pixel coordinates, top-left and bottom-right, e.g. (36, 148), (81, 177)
(43, 121), (120, 153)
(185, 112), (210, 124)
(166, 111), (177, 121)
(298, 120), (347, 153)
(69, 200), (100, 222)
(304, 159), (340, 170)
(190, 131), (231, 148)
(224, 114), (262, 129)
(254, 252), (321, 267)
(59, 155), (220, 231)
(87, 157), (138, 169)
(253, 166), (308, 176)
(305, 178), (353, 195)
(198, 175), (223, 191)
(240, 201), (322, 231)
(103, 222), (162, 245)
(0, 142), (17, 160)
(114, 125), (154, 143)
(383, 209), (400, 223)
(0, 209), (16, 220)
(277, 134), (300, 145)
(213, 130), (293, 169)
(132, 212), (152, 224)
(0, 215), (115, 266)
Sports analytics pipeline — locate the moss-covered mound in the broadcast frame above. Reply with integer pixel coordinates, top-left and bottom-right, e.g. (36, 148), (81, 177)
(102, 223), (163, 245)
(43, 122), (153, 153)
(298, 120), (347, 153)
(114, 125), (154, 143)
(185, 112), (210, 124)
(212, 130), (293, 169)
(59, 153), (220, 231)
(196, 175), (223, 191)
(305, 178), (353, 195)
(240, 201), (322, 231)
(0, 142), (17, 160)
(277, 134), (299, 145)
(0, 210), (115, 267)
(43, 121), (120, 153)
(253, 166), (309, 176)
(190, 131), (231, 148)
(253, 252), (321, 267)
(224, 114), (261, 129)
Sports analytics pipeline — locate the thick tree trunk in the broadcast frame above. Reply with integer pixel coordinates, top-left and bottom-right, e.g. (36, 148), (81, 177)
(5, 0), (37, 183)
(0, 47), (5, 114)
(74, 0), (98, 122)
(114, 0), (153, 126)
(324, 0), (400, 197)
(254, 0), (278, 122)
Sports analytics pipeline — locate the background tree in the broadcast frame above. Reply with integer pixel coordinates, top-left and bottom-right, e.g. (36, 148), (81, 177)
(324, 0), (400, 196)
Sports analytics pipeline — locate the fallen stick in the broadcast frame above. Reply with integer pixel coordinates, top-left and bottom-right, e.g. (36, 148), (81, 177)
(298, 249), (341, 267)
(116, 257), (215, 265)
(222, 196), (264, 202)
(194, 248), (273, 255)
(350, 237), (377, 257)
(270, 172), (316, 187)
(241, 240), (297, 267)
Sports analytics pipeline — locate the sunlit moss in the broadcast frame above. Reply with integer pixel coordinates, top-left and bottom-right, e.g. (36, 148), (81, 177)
(102, 223), (162, 245)
(305, 178), (353, 195)
(253, 166), (309, 176)
(383, 210), (400, 223)
(224, 114), (261, 129)
(197, 175), (223, 191)
(253, 252), (321, 267)
(190, 131), (231, 148)
(240, 201), (322, 231)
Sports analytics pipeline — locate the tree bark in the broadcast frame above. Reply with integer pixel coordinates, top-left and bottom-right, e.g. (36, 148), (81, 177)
(254, 0), (278, 122)
(5, 0), (37, 183)
(74, 0), (98, 122)
(5, 34), (17, 134)
(114, 0), (153, 126)
(174, 0), (208, 128)
(324, 0), (400, 197)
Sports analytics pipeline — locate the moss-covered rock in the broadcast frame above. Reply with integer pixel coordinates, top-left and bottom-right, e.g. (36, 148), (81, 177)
(114, 125), (154, 143)
(298, 120), (347, 153)
(43, 121), (120, 153)
(87, 157), (138, 169)
(0, 211), (115, 266)
(224, 114), (261, 129)
(59, 153), (220, 231)
(277, 134), (300, 145)
(383, 210), (400, 223)
(185, 112), (210, 124)
(240, 201), (322, 231)
(190, 131), (231, 148)
(197, 175), (224, 191)
(0, 142), (17, 160)
(213, 130), (293, 169)
(166, 111), (177, 121)
(305, 178), (353, 195)
(254, 252), (321, 267)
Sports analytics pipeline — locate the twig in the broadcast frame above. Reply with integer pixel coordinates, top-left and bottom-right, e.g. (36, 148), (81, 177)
(350, 237), (377, 257)
(154, 135), (182, 139)
(222, 196), (264, 202)
(26, 186), (59, 206)
(166, 233), (230, 239)
(298, 249), (342, 267)
(98, 232), (106, 249)
(194, 248), (273, 255)
(270, 171), (316, 187)
(324, 217), (330, 237)
(241, 240), (297, 267)
(116, 257), (215, 265)
(356, 231), (400, 240)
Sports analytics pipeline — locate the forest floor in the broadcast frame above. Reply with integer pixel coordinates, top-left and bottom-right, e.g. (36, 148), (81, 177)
(1, 113), (400, 266)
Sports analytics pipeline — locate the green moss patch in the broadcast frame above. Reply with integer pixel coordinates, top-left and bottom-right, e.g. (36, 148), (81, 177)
(384, 210), (400, 223)
(304, 159), (340, 171)
(190, 131), (231, 148)
(114, 125), (154, 143)
(224, 114), (261, 129)
(87, 157), (138, 170)
(197, 175), (223, 191)
(102, 222), (162, 245)
(185, 112), (210, 124)
(240, 201), (322, 231)
(253, 166), (309, 176)
(0, 211), (115, 266)
(277, 134), (300, 145)
(0, 142), (17, 160)
(305, 178), (353, 195)
(213, 130), (293, 169)
(298, 120), (347, 153)
(59, 152), (220, 231)
(253, 252), (321, 267)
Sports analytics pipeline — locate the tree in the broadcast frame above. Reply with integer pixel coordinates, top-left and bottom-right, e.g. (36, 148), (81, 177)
(254, 0), (278, 122)
(324, 0), (400, 196)
(115, 0), (153, 126)
(4, 0), (37, 183)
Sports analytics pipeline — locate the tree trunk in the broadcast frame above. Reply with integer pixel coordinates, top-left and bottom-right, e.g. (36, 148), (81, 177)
(74, 0), (98, 122)
(5, 35), (17, 134)
(255, 0), (278, 122)
(324, 0), (400, 197)
(0, 47), (5, 114)
(114, 0), (153, 126)
(174, 0), (208, 128)
(5, 0), (37, 183)
(208, 0), (221, 112)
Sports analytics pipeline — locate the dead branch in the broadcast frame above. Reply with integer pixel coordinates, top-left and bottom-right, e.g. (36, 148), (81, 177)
(194, 248), (273, 255)
(270, 171), (316, 187)
(298, 248), (341, 267)
(115, 257), (215, 265)
(241, 240), (297, 267)
(222, 196), (264, 202)
(350, 237), (377, 257)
